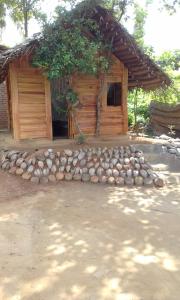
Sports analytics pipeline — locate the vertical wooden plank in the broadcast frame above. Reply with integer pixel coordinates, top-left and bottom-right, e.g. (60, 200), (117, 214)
(122, 66), (128, 134)
(9, 63), (20, 140)
(44, 77), (53, 140)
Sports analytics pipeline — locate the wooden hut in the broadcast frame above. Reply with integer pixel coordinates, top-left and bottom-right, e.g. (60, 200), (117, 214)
(0, 6), (170, 141)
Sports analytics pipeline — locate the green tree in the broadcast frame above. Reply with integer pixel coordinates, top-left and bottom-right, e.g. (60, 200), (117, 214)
(0, 0), (46, 37)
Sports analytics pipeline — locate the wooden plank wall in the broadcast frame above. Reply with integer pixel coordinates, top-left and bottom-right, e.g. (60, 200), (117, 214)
(72, 55), (128, 136)
(9, 56), (52, 140)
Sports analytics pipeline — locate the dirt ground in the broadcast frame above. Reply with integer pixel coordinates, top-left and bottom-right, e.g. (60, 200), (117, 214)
(0, 144), (180, 300)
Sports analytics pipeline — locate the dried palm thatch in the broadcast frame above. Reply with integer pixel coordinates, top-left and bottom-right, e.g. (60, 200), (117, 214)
(0, 6), (171, 90)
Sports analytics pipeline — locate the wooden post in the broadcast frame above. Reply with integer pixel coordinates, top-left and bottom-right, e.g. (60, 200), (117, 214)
(122, 66), (128, 134)
(9, 63), (20, 140)
(44, 77), (53, 140)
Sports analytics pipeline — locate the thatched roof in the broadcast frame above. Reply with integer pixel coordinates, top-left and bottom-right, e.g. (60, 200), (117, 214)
(0, 6), (171, 90)
(0, 44), (9, 54)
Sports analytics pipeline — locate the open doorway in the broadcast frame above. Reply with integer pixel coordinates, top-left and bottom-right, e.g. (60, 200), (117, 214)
(51, 79), (69, 139)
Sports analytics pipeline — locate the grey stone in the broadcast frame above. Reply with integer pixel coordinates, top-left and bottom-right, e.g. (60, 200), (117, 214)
(51, 165), (57, 174)
(48, 174), (56, 182)
(46, 159), (53, 169)
(65, 173), (73, 181)
(116, 177), (125, 185)
(124, 158), (130, 165)
(139, 157), (145, 164)
(140, 169), (148, 178)
(64, 149), (73, 157)
(74, 167), (80, 175)
(135, 163), (141, 170)
(38, 161), (44, 169)
(144, 177), (153, 186)
(27, 165), (34, 173)
(95, 162), (100, 169)
(111, 158), (118, 166)
(154, 177), (165, 187)
(10, 154), (18, 161)
(133, 170), (139, 177)
(59, 166), (65, 172)
(48, 148), (53, 153)
(44, 151), (49, 158)
(55, 158), (60, 167)
(31, 177), (39, 184)
(127, 169), (132, 177)
(68, 157), (73, 164)
(120, 170), (126, 178)
(96, 167), (104, 176)
(82, 167), (88, 174)
(34, 168), (42, 177)
(60, 157), (67, 166)
(49, 153), (55, 160)
(20, 162), (27, 170)
(168, 148), (177, 154)
(73, 158), (78, 167)
(135, 176), (144, 186)
(40, 177), (49, 184)
(89, 168), (96, 176)
(82, 174), (90, 182)
(113, 169), (119, 177)
(73, 174), (82, 181)
(78, 152), (85, 160)
(125, 177), (134, 186)
(99, 176), (107, 184)
(106, 169), (112, 177)
(102, 162), (109, 170)
(79, 159), (86, 167)
(16, 158), (24, 166)
(43, 168), (49, 177)
(66, 165), (71, 173)
(9, 167), (17, 174)
(108, 177), (115, 184)
(116, 163), (122, 171)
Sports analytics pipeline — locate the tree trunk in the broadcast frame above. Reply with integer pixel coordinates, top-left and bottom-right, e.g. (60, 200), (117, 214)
(23, 0), (28, 37)
(96, 78), (106, 137)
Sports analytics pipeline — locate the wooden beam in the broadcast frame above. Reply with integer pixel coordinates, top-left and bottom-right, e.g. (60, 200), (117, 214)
(9, 62), (20, 140)
(44, 77), (53, 140)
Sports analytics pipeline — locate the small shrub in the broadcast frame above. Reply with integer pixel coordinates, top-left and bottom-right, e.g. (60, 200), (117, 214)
(76, 133), (86, 145)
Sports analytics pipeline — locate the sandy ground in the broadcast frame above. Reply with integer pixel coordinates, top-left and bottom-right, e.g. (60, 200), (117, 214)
(0, 145), (180, 300)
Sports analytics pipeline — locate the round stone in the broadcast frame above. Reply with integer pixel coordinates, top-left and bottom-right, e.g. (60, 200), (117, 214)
(140, 169), (148, 178)
(51, 165), (57, 174)
(124, 158), (130, 165)
(16, 168), (24, 175)
(10, 154), (18, 161)
(68, 157), (73, 164)
(48, 148), (53, 153)
(59, 166), (65, 172)
(73, 158), (78, 167)
(134, 176), (144, 186)
(46, 159), (53, 169)
(65, 173), (73, 181)
(44, 151), (49, 157)
(48, 174), (56, 182)
(40, 177), (49, 184)
(20, 162), (27, 170)
(96, 167), (104, 176)
(116, 163), (122, 171)
(49, 153), (55, 160)
(78, 152), (85, 160)
(125, 177), (134, 186)
(56, 172), (64, 181)
(22, 172), (31, 180)
(111, 158), (118, 166)
(133, 170), (139, 177)
(135, 163), (141, 170)
(60, 157), (67, 166)
(99, 176), (107, 184)
(16, 158), (24, 166)
(108, 177), (115, 184)
(43, 168), (49, 176)
(55, 158), (60, 167)
(82, 174), (90, 182)
(64, 149), (73, 157)
(120, 170), (126, 178)
(106, 169), (112, 177)
(82, 167), (88, 174)
(27, 165), (34, 173)
(90, 175), (99, 183)
(89, 168), (95, 176)
(154, 177), (165, 187)
(144, 177), (153, 186)
(34, 168), (42, 177)
(66, 165), (71, 173)
(139, 157), (145, 164)
(38, 161), (44, 169)
(73, 174), (82, 181)
(79, 159), (86, 167)
(113, 169), (119, 177)
(101, 162), (109, 170)
(116, 177), (125, 185)
(9, 167), (17, 174)
(127, 169), (132, 177)
(31, 177), (39, 184)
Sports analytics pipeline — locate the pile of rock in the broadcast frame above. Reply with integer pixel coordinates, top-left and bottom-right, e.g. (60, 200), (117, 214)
(158, 134), (180, 158)
(0, 146), (164, 187)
